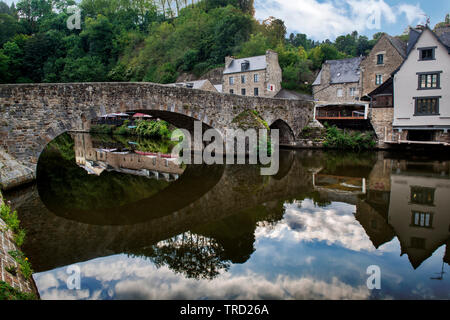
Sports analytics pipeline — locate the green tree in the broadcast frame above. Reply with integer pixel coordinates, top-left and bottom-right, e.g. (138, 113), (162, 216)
(16, 0), (53, 33)
(61, 56), (107, 82)
(80, 15), (115, 65)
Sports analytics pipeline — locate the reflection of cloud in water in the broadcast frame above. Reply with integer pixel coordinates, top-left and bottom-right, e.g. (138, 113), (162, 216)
(35, 255), (370, 300)
(255, 199), (376, 252)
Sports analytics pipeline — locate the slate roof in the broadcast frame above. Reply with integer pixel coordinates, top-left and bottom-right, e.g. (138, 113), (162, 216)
(406, 28), (422, 55)
(439, 31), (450, 49)
(223, 55), (267, 75)
(312, 57), (362, 86)
(386, 35), (407, 58)
(312, 69), (322, 86)
(274, 89), (313, 101)
(168, 80), (211, 90)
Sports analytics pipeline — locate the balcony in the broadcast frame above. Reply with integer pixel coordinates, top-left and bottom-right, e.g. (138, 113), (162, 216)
(316, 110), (366, 120)
(314, 103), (370, 130)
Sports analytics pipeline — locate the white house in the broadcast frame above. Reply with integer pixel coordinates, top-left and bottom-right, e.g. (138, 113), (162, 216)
(392, 26), (450, 144)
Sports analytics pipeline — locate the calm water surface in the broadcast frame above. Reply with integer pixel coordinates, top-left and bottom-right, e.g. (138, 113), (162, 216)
(5, 133), (450, 300)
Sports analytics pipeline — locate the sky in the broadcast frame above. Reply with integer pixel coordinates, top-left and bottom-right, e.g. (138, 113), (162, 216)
(2, 0), (449, 41)
(255, 0), (450, 40)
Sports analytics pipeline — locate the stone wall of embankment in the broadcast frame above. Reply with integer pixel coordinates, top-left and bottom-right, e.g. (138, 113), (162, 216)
(0, 191), (38, 299)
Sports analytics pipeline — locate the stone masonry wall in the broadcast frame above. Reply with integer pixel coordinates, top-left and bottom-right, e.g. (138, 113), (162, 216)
(370, 107), (395, 147)
(0, 191), (38, 297)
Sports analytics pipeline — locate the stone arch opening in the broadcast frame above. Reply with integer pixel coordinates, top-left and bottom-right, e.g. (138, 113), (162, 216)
(270, 119), (295, 145)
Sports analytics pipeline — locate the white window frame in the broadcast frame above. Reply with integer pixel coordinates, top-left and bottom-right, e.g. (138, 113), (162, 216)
(375, 74), (383, 85)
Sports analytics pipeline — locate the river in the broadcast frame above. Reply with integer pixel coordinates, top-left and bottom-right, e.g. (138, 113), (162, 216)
(4, 133), (450, 300)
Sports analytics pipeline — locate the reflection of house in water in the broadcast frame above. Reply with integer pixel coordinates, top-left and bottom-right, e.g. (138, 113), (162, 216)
(314, 155), (450, 269)
(312, 171), (367, 205)
(356, 157), (395, 249)
(73, 134), (184, 182)
(388, 160), (450, 269)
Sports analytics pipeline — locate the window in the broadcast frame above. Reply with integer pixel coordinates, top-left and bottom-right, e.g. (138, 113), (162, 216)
(414, 97), (440, 115)
(410, 186), (435, 206)
(375, 74), (383, 85)
(418, 72), (441, 89)
(254, 88), (259, 96)
(230, 89), (234, 94)
(411, 211), (433, 228)
(241, 61), (250, 71)
(229, 77), (234, 85)
(337, 88), (343, 97)
(349, 87), (357, 97)
(419, 48), (435, 61)
(377, 54), (384, 65)
(254, 74), (259, 83)
(241, 88), (246, 96)
(241, 75), (246, 84)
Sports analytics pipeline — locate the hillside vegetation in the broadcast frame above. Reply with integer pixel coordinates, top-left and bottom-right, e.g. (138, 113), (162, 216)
(2, 0), (444, 93)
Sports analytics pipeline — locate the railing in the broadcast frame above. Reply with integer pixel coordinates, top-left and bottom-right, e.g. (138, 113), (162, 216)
(316, 110), (366, 120)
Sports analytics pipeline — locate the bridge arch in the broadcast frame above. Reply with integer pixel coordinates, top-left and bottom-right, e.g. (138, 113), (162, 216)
(270, 119), (295, 145)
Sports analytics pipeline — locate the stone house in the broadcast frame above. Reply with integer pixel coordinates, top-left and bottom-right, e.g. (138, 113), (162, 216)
(222, 50), (282, 98)
(312, 57), (370, 129)
(312, 57), (363, 103)
(360, 34), (407, 97)
(392, 26), (450, 144)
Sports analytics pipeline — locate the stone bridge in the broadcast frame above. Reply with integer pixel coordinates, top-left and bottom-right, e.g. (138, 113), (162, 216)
(0, 82), (314, 190)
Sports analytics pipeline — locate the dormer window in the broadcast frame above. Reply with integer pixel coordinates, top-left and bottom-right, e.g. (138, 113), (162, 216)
(377, 54), (384, 65)
(241, 60), (250, 71)
(419, 47), (436, 61)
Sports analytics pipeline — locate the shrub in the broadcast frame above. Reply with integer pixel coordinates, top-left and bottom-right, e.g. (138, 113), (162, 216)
(8, 250), (33, 280)
(90, 124), (114, 134)
(323, 125), (376, 150)
(0, 203), (20, 234)
(135, 120), (171, 139)
(0, 281), (37, 300)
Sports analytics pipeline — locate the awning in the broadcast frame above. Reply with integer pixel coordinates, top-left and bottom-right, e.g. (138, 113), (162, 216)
(133, 113), (153, 118)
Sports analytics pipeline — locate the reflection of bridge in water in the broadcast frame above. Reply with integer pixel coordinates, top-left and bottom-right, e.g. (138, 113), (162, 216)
(6, 147), (450, 275)
(74, 133), (184, 182)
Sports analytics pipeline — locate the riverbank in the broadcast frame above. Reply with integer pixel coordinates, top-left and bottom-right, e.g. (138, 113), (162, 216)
(0, 191), (38, 300)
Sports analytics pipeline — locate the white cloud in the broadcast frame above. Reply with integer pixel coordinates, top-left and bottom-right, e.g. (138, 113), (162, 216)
(35, 256), (370, 300)
(397, 4), (427, 25)
(255, 199), (376, 252)
(255, 0), (426, 40)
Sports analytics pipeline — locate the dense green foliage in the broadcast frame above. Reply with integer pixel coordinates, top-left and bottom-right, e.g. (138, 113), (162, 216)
(323, 125), (376, 151)
(91, 119), (172, 139)
(0, 201), (26, 247)
(0, 281), (37, 300)
(8, 250), (33, 280)
(1, 1), (443, 92)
